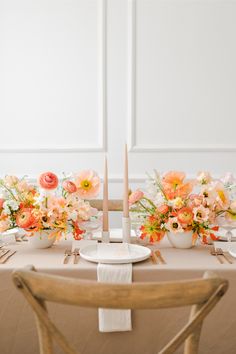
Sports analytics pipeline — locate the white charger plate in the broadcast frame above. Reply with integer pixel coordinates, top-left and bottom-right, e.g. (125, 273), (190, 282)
(92, 228), (136, 242)
(80, 243), (151, 264)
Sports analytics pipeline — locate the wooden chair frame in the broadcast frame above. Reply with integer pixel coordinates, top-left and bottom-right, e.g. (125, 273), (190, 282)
(12, 267), (228, 354)
(90, 199), (123, 211)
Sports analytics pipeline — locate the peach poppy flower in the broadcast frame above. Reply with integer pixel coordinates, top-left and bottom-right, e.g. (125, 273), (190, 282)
(214, 182), (230, 210)
(62, 180), (77, 193)
(4, 175), (19, 188)
(129, 190), (144, 205)
(162, 171), (194, 200)
(0, 218), (10, 233)
(75, 170), (100, 199)
(38, 172), (59, 190)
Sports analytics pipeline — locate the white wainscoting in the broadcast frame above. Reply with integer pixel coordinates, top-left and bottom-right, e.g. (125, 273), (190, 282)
(0, 0), (236, 202)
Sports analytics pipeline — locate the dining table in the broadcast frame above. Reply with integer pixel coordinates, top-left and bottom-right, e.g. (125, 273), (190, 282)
(0, 235), (236, 354)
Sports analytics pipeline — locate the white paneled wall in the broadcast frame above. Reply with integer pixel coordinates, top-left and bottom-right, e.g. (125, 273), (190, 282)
(1, 0), (236, 206)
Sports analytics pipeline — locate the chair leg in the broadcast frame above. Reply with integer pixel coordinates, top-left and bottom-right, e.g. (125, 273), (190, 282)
(184, 304), (203, 354)
(35, 299), (54, 354)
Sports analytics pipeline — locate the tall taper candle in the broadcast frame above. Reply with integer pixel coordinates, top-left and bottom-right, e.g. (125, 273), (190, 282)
(122, 144), (131, 243)
(102, 156), (110, 242)
(123, 144), (129, 217)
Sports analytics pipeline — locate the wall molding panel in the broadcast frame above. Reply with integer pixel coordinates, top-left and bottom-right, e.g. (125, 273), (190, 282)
(127, 0), (236, 153)
(0, 0), (107, 153)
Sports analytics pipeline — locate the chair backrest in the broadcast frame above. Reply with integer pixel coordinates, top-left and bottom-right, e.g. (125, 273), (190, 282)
(12, 267), (228, 354)
(90, 199), (123, 211)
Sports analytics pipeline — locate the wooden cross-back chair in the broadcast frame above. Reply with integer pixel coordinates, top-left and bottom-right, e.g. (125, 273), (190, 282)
(90, 199), (123, 211)
(12, 267), (228, 354)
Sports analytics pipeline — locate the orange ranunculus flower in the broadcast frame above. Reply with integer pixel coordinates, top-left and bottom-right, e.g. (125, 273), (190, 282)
(16, 208), (38, 229)
(38, 172), (59, 190)
(157, 204), (169, 215)
(62, 180), (77, 193)
(177, 207), (193, 225)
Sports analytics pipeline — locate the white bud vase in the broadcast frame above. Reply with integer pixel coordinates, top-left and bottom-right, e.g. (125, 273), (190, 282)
(27, 230), (56, 249)
(167, 231), (194, 249)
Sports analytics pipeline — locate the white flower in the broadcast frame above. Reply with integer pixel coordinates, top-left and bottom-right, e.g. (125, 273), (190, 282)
(166, 217), (184, 233)
(197, 171), (212, 185)
(193, 205), (209, 222)
(221, 172), (236, 186)
(68, 210), (77, 221)
(3, 200), (19, 214)
(169, 197), (184, 209)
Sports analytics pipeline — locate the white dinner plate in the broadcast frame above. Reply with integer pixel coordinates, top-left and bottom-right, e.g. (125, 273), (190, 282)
(92, 228), (136, 242)
(80, 243), (151, 264)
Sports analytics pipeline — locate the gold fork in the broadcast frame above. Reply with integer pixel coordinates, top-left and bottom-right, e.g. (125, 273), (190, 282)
(73, 248), (80, 264)
(155, 250), (166, 264)
(210, 247), (224, 264)
(150, 251), (159, 264)
(63, 249), (72, 264)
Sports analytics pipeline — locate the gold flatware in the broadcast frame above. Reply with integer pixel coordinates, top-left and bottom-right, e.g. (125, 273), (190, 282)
(0, 249), (10, 259)
(73, 248), (80, 264)
(210, 247), (223, 264)
(155, 250), (166, 264)
(63, 249), (72, 264)
(216, 248), (233, 264)
(150, 251), (158, 264)
(0, 250), (16, 264)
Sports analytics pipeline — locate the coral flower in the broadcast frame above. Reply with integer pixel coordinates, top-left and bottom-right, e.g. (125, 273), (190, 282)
(16, 208), (38, 229)
(140, 216), (165, 243)
(177, 207), (193, 225)
(75, 170), (100, 199)
(62, 180), (77, 193)
(129, 190), (144, 205)
(38, 172), (59, 190)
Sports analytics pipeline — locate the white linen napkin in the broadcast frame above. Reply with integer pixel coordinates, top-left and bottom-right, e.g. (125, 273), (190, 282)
(97, 243), (132, 332)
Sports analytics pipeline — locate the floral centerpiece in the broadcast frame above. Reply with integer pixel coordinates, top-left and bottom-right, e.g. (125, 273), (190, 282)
(129, 171), (236, 248)
(0, 170), (100, 247)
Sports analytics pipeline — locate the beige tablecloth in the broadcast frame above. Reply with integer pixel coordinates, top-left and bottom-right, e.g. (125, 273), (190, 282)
(0, 238), (236, 354)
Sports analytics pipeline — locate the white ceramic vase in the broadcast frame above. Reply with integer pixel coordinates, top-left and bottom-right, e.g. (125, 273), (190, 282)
(167, 231), (194, 249)
(27, 230), (56, 249)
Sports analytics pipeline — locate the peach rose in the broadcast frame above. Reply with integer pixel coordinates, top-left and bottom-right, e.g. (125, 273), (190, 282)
(38, 172), (59, 190)
(62, 180), (77, 193)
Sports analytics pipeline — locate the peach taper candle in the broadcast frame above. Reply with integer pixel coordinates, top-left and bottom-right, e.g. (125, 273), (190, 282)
(102, 156), (110, 243)
(122, 144), (131, 243)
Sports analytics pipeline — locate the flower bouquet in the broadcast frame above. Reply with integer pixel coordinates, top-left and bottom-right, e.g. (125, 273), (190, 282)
(129, 171), (235, 248)
(0, 170), (100, 248)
